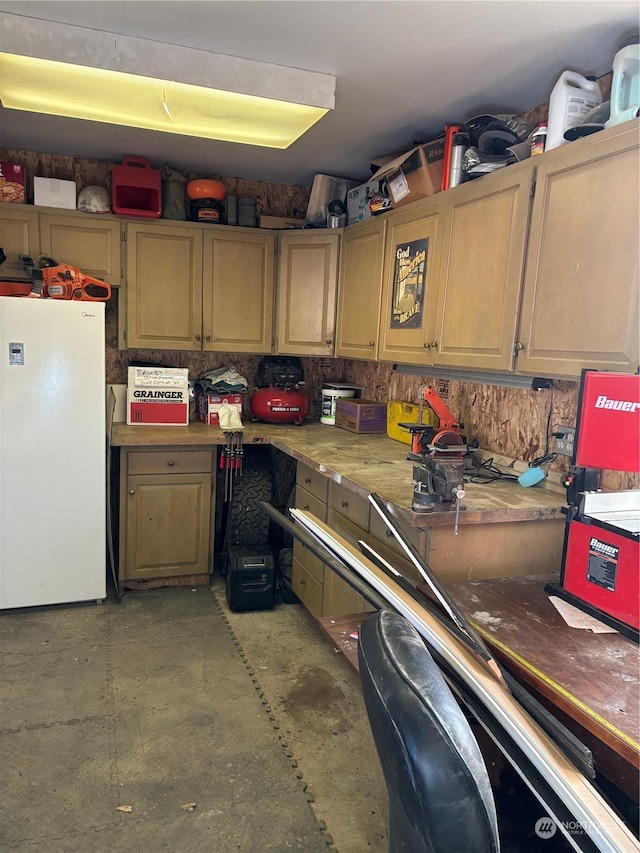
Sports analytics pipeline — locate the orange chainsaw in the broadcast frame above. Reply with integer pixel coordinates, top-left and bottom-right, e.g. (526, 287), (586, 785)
(21, 254), (111, 301)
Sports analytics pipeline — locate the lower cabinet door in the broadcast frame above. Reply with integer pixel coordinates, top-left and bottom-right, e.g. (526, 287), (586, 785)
(124, 472), (212, 579)
(292, 556), (324, 618)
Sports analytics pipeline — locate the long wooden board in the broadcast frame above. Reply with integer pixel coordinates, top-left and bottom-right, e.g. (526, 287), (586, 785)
(292, 509), (640, 853)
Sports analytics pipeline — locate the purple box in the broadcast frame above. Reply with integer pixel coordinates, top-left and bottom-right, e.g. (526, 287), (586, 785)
(335, 399), (387, 434)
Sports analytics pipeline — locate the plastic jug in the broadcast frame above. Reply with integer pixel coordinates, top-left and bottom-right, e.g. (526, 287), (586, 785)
(546, 71), (602, 151)
(606, 42), (640, 128)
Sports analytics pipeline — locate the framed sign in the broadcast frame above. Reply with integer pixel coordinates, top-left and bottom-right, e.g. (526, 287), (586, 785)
(390, 237), (429, 329)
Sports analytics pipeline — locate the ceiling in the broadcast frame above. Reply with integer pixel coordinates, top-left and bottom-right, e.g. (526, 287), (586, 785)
(0, 1), (637, 188)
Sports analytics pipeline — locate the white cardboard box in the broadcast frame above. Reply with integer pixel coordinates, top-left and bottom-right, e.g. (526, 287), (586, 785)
(33, 177), (77, 210)
(126, 367), (189, 426)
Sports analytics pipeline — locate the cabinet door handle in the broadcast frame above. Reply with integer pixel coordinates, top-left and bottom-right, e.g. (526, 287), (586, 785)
(423, 342), (431, 349)
(303, 504), (310, 510)
(369, 340), (375, 347)
(341, 500), (348, 509)
(304, 477), (311, 484)
(385, 530), (393, 538)
(205, 334), (212, 341)
(514, 341), (525, 354)
(167, 460), (175, 467)
(129, 489), (135, 495)
(325, 338), (333, 346)
(430, 340), (438, 349)
(195, 333), (201, 341)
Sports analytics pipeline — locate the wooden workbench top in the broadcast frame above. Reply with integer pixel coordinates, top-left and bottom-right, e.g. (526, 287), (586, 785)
(111, 421), (566, 528)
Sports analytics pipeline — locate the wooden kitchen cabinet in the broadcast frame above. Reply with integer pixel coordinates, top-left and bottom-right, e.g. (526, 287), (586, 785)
(39, 212), (122, 285)
(324, 481), (374, 617)
(335, 217), (387, 360)
(377, 196), (443, 365)
(202, 228), (275, 353)
(123, 220), (275, 352)
(124, 221), (204, 350)
(516, 121), (639, 377)
(431, 162), (534, 371)
(292, 463), (329, 617)
(118, 448), (215, 585)
(276, 231), (340, 355)
(0, 204), (39, 279)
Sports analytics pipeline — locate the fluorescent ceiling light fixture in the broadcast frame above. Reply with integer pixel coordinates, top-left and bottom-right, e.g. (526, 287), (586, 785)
(0, 14), (335, 149)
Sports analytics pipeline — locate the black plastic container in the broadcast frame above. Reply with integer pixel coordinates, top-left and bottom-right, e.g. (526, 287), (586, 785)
(226, 545), (276, 611)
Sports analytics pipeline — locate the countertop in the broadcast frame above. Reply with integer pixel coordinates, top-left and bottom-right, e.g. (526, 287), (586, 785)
(111, 421), (566, 528)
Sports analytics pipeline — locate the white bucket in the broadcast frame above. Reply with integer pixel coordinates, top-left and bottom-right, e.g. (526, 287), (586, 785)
(320, 387), (355, 425)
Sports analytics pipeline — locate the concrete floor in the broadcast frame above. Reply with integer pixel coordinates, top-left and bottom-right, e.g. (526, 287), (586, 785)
(0, 581), (388, 853)
(1, 574), (612, 853)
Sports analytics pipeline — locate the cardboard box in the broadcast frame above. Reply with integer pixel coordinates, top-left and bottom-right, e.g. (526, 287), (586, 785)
(0, 162), (25, 203)
(371, 138), (444, 208)
(335, 399), (387, 434)
(127, 367), (189, 426)
(33, 176), (77, 210)
(346, 178), (391, 225)
(196, 388), (243, 426)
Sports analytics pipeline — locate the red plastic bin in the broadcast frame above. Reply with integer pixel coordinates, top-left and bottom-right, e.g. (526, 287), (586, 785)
(112, 156), (161, 217)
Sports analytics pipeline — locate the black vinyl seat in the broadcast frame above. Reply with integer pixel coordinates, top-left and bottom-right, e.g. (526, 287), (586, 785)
(358, 609), (500, 853)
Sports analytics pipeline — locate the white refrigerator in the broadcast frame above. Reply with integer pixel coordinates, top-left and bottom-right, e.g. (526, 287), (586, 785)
(0, 297), (106, 608)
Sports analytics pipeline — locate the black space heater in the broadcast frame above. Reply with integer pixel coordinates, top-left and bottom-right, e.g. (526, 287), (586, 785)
(226, 545), (276, 612)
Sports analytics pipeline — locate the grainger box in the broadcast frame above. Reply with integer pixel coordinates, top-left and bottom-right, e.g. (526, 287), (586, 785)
(335, 399), (387, 434)
(127, 367), (189, 426)
(195, 388), (243, 426)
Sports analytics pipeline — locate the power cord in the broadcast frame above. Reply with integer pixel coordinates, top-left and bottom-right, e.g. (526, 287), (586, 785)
(528, 383), (557, 468)
(465, 452), (519, 484)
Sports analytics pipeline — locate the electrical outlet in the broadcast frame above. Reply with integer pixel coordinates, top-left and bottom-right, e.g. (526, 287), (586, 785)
(554, 425), (576, 457)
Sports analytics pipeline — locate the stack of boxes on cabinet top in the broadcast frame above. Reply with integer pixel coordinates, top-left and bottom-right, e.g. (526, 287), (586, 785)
(125, 366), (245, 427)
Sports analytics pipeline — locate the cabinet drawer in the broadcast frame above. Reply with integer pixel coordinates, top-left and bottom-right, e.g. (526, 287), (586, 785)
(368, 512), (428, 561)
(367, 536), (425, 587)
(327, 507), (368, 549)
(127, 450), (212, 475)
(296, 463), (329, 502)
(295, 485), (327, 520)
(292, 556), (324, 618)
(329, 482), (369, 530)
(293, 541), (325, 584)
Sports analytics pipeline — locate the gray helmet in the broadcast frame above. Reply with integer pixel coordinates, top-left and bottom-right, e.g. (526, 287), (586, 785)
(77, 185), (110, 214)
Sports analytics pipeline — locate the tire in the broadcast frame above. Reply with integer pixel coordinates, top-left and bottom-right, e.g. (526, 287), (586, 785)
(223, 449), (273, 549)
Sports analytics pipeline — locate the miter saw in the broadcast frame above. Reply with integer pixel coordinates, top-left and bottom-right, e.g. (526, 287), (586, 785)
(399, 386), (467, 517)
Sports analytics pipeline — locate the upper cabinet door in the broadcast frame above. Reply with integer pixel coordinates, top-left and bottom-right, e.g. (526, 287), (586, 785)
(125, 222), (203, 351)
(276, 231), (340, 356)
(335, 217), (387, 360)
(202, 228), (275, 353)
(39, 212), (122, 285)
(432, 163), (534, 371)
(377, 198), (442, 365)
(517, 122), (640, 377)
(0, 205), (39, 279)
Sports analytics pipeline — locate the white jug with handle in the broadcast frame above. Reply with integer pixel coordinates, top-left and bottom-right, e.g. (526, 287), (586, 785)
(546, 71), (602, 150)
(606, 41), (640, 128)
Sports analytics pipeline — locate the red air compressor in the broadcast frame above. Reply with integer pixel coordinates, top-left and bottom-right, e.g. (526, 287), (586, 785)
(546, 370), (640, 642)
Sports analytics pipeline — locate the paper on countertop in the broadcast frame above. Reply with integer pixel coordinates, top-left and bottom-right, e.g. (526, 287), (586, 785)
(548, 596), (618, 633)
